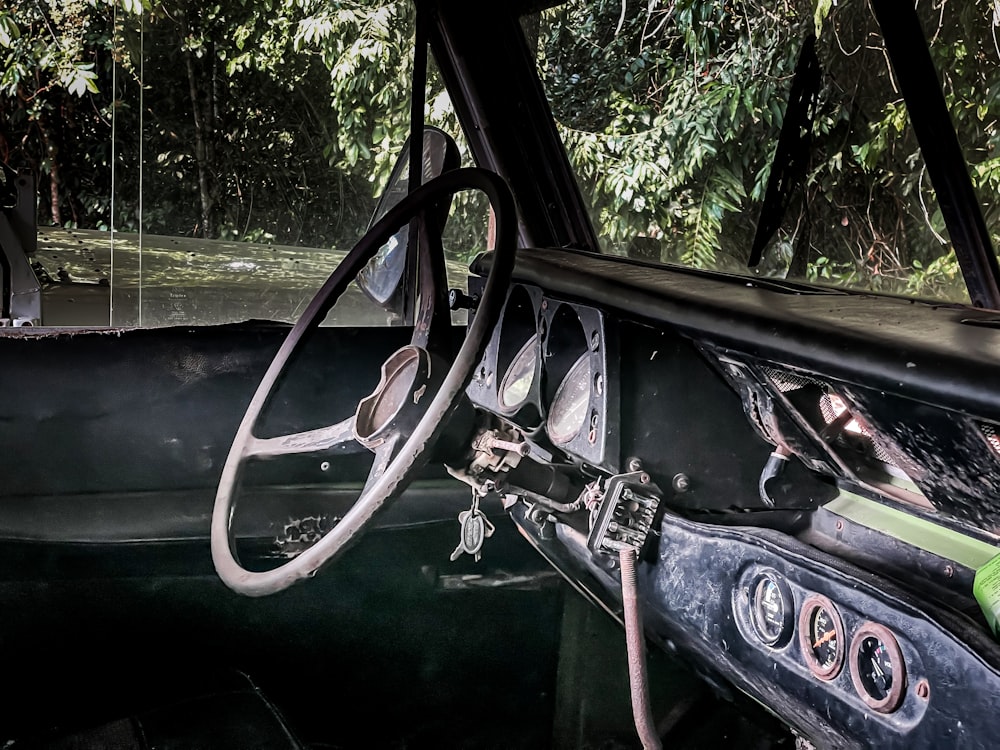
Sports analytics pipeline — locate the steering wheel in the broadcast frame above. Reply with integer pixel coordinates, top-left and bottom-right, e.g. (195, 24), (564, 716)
(211, 168), (516, 597)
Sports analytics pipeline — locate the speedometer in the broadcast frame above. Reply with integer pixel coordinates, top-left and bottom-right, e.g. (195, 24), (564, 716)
(547, 352), (592, 445)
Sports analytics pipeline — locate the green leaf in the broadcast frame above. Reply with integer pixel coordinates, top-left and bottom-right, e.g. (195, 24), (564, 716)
(0, 15), (20, 48)
(63, 64), (99, 97)
(813, 0), (832, 38)
(118, 0), (146, 16)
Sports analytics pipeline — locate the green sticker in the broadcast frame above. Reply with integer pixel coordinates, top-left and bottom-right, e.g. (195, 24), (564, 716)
(974, 553), (1000, 637)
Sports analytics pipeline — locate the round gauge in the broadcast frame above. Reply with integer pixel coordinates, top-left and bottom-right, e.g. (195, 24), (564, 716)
(748, 572), (793, 647)
(850, 622), (906, 713)
(546, 352), (592, 445)
(798, 594), (845, 680)
(498, 334), (538, 411)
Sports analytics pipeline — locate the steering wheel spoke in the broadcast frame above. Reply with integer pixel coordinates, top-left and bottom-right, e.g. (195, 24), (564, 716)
(243, 416), (359, 460)
(360, 433), (404, 497)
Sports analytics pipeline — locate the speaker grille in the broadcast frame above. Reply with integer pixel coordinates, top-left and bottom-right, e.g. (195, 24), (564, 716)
(761, 366), (820, 393)
(761, 365), (897, 468)
(981, 423), (1000, 457)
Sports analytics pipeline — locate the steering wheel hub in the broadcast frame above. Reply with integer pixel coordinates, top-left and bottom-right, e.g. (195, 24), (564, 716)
(354, 345), (443, 448)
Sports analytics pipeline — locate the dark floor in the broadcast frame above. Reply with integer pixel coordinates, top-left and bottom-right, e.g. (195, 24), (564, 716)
(0, 521), (791, 748)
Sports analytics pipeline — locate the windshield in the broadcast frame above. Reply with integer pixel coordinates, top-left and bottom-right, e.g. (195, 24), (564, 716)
(1, 0), (487, 328)
(534, 0), (1000, 303)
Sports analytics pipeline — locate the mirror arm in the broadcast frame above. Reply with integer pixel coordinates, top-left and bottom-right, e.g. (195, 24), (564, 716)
(401, 6), (432, 326)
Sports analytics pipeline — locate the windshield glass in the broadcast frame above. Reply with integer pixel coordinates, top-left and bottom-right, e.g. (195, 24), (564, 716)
(534, 0), (1000, 303)
(1, 0), (486, 328)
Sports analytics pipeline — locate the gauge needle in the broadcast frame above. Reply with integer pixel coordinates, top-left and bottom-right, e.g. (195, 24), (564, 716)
(813, 630), (836, 649)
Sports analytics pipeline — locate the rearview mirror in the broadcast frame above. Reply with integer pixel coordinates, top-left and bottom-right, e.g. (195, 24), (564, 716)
(357, 127), (460, 308)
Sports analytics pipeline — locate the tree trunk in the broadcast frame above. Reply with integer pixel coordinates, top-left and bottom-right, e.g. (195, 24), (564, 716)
(38, 114), (62, 225)
(182, 17), (214, 238)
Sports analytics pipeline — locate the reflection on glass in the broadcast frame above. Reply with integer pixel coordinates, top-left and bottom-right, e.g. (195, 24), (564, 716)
(547, 353), (592, 444)
(358, 128), (455, 306)
(361, 230), (407, 306)
(499, 335), (538, 410)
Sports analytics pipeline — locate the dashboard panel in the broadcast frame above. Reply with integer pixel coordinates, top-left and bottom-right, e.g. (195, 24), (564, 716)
(647, 513), (1000, 748)
(463, 256), (1000, 749)
(514, 502), (1000, 749)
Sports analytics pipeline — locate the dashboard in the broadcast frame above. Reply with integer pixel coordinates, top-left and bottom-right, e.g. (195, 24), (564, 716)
(462, 275), (1000, 749)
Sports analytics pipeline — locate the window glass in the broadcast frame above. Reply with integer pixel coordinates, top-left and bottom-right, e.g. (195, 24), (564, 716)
(2, 1), (484, 328)
(534, 0), (999, 303)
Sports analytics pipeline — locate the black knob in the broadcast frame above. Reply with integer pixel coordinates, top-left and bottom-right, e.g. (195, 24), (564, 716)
(448, 288), (479, 311)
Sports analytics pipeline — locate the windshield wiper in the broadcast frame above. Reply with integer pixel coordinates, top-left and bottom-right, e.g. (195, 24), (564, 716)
(747, 35), (821, 271)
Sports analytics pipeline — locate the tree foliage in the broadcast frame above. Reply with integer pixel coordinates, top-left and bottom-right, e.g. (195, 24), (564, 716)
(538, 0), (1000, 301)
(543, 0), (791, 266)
(0, 0), (124, 226)
(0, 0), (467, 250)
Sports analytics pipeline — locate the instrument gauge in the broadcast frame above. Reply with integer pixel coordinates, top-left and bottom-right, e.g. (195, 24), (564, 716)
(546, 352), (592, 445)
(850, 622), (906, 713)
(798, 594), (845, 680)
(498, 334), (538, 411)
(748, 572), (793, 647)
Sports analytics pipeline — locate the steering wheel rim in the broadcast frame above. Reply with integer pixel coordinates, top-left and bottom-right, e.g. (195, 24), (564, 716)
(211, 167), (517, 597)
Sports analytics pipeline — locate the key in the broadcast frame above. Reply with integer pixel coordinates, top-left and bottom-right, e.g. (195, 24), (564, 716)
(450, 492), (496, 562)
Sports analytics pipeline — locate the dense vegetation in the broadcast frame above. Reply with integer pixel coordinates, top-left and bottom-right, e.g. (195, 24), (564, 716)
(1, 0), (998, 300)
(539, 0), (1000, 299)
(0, 0), (434, 249)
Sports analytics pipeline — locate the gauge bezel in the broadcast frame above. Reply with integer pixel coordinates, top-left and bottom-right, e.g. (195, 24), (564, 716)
(849, 621), (907, 713)
(798, 593), (845, 681)
(467, 283), (546, 427)
(466, 285), (619, 472)
(748, 571), (794, 648)
(538, 301), (616, 468)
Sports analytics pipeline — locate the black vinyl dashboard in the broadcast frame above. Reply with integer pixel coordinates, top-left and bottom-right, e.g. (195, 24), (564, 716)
(465, 249), (1000, 749)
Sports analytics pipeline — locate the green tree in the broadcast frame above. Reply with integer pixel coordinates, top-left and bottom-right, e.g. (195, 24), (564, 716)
(0, 0), (127, 226)
(0, 0), (471, 250)
(538, 0), (1000, 301)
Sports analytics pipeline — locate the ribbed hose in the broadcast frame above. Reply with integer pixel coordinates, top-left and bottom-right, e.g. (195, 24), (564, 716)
(620, 547), (663, 750)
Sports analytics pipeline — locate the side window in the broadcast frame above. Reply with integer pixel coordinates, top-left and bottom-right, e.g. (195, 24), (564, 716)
(1, 1), (485, 328)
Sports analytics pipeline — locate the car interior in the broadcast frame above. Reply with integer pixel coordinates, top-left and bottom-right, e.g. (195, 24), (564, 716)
(3, 0), (1000, 748)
